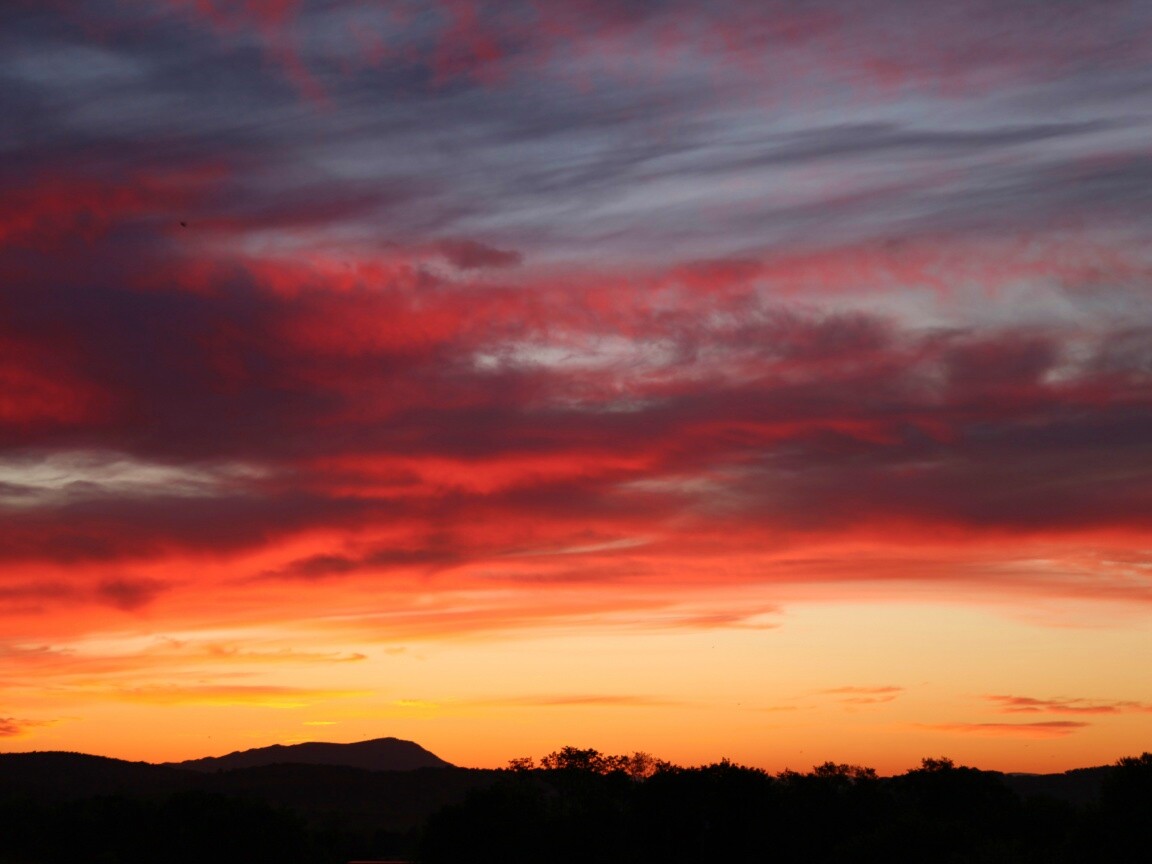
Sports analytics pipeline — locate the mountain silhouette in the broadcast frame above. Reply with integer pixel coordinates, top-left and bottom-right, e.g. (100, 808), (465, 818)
(0, 749), (490, 836)
(1002, 764), (1115, 805)
(167, 736), (453, 772)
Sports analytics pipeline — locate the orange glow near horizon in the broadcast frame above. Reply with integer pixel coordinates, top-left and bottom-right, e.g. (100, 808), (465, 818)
(6, 558), (1152, 774)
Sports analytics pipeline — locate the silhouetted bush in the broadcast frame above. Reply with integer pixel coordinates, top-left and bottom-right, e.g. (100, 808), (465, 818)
(417, 749), (1152, 864)
(1066, 752), (1152, 863)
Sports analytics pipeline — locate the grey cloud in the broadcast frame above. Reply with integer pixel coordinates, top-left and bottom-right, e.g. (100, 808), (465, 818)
(887, 150), (1152, 240)
(7, 0), (1151, 261)
(437, 239), (523, 269)
(759, 120), (1121, 168)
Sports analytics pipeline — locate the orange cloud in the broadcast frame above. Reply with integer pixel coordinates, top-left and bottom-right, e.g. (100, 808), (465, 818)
(0, 717), (58, 737)
(819, 686), (905, 705)
(109, 684), (370, 707)
(466, 694), (686, 708)
(985, 695), (1152, 715)
(916, 721), (1089, 738)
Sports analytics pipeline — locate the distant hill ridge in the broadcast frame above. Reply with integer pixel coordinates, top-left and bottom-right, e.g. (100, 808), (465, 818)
(0, 744), (488, 835)
(0, 745), (1124, 819)
(166, 736), (454, 772)
(0, 751), (190, 799)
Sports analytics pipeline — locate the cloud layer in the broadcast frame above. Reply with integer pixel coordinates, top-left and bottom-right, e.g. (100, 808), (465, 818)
(3, 1), (1152, 617)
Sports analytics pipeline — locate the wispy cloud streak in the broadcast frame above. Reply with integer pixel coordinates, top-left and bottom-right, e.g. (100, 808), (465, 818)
(916, 721), (1090, 738)
(986, 695), (1152, 715)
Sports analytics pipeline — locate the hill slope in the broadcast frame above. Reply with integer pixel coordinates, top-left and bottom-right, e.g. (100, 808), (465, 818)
(0, 751), (192, 799)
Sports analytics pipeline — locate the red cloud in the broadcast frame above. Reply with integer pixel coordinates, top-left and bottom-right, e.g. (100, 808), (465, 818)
(95, 578), (170, 611)
(0, 166), (224, 251)
(1, 240), (1151, 607)
(0, 115), (1150, 629)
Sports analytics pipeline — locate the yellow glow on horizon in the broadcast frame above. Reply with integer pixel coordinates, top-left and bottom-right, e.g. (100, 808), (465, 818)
(6, 594), (1150, 776)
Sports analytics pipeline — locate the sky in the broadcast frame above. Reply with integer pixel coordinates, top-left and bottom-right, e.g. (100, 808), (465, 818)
(2, 0), (1151, 775)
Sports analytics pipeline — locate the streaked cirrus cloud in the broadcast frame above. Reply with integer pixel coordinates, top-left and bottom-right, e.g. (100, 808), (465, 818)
(916, 721), (1090, 739)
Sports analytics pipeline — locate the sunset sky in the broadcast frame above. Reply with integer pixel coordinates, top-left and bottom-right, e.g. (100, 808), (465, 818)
(3, 0), (1151, 775)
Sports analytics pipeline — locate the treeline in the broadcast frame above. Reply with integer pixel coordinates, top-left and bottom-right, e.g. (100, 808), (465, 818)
(420, 749), (1152, 864)
(0, 750), (1149, 863)
(0, 787), (430, 864)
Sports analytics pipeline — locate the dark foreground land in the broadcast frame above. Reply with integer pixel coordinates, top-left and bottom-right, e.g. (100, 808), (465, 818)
(1, 747), (1150, 863)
